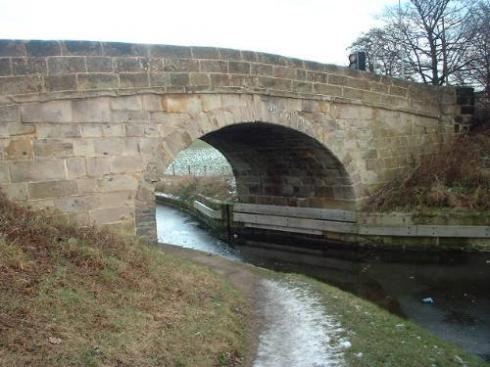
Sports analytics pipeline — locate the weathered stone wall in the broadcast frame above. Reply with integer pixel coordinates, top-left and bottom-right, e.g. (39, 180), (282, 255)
(0, 40), (466, 238)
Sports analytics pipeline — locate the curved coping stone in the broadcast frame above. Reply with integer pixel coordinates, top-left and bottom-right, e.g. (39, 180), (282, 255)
(0, 39), (456, 118)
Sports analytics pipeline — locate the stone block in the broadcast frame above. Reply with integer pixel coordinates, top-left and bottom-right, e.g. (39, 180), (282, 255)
(345, 77), (369, 90)
(293, 81), (313, 93)
(54, 195), (98, 213)
(114, 57), (148, 72)
(336, 105), (374, 120)
(62, 41), (102, 56)
(163, 59), (199, 72)
(343, 87), (364, 100)
(0, 58), (11, 76)
(44, 75), (77, 91)
(0, 75), (43, 95)
(149, 45), (191, 58)
(0, 105), (18, 122)
(93, 138), (138, 156)
(27, 199), (55, 210)
(110, 155), (145, 174)
(0, 40), (26, 57)
(125, 123), (145, 137)
(201, 95), (222, 112)
(102, 42), (148, 57)
(3, 182), (28, 200)
(90, 206), (133, 224)
(257, 77), (291, 91)
(228, 61), (250, 74)
(11, 57), (47, 75)
(161, 95), (200, 114)
(110, 95), (142, 111)
(86, 156), (112, 176)
(28, 180), (78, 199)
(390, 85), (408, 97)
(170, 73), (189, 87)
(7, 122), (36, 137)
(142, 94), (163, 111)
(272, 66), (295, 79)
(0, 161), (9, 183)
(189, 72), (210, 86)
(149, 58), (165, 73)
(251, 64), (273, 76)
(26, 40), (60, 57)
(111, 110), (149, 123)
(149, 73), (170, 87)
(96, 174), (139, 192)
(199, 60), (228, 73)
(101, 124), (125, 137)
(191, 46), (220, 59)
(21, 100), (72, 123)
(77, 73), (118, 90)
(48, 57), (86, 74)
(6, 139), (33, 160)
(97, 191), (134, 207)
(77, 178), (97, 193)
(33, 139), (73, 158)
(66, 157), (87, 179)
(73, 140), (95, 156)
(210, 73), (230, 87)
(80, 124), (102, 138)
(72, 98), (111, 123)
(37, 124), (81, 138)
(328, 75), (346, 86)
(306, 71), (328, 83)
(86, 57), (113, 72)
(10, 159), (66, 182)
(119, 73), (148, 88)
(219, 48), (242, 60)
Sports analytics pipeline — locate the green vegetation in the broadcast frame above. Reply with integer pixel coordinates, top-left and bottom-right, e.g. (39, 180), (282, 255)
(0, 193), (247, 366)
(367, 127), (490, 212)
(274, 273), (489, 367)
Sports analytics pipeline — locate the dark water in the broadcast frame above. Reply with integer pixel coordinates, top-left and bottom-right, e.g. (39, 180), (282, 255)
(156, 204), (490, 362)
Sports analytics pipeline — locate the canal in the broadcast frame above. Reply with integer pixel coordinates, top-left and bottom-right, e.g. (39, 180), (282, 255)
(156, 204), (490, 362)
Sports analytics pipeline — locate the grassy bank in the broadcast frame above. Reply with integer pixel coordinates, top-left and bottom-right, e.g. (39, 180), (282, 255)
(279, 273), (489, 367)
(367, 127), (490, 212)
(0, 193), (247, 366)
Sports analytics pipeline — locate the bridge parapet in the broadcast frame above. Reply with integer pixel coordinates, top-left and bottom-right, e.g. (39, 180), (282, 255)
(0, 40), (457, 120)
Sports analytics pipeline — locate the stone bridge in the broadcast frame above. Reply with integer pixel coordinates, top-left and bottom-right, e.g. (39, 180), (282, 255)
(0, 40), (468, 239)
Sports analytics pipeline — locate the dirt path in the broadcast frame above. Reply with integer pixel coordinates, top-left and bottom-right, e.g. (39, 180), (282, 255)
(158, 243), (348, 367)
(157, 244), (263, 366)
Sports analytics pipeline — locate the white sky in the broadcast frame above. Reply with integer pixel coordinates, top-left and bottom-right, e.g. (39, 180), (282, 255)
(0, 0), (398, 66)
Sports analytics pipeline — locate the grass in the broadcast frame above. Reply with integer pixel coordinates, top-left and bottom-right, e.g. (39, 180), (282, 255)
(268, 272), (489, 367)
(0, 192), (247, 366)
(366, 126), (490, 212)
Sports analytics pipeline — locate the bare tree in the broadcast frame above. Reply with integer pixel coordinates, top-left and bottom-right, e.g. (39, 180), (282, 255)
(456, 0), (490, 96)
(349, 0), (478, 86)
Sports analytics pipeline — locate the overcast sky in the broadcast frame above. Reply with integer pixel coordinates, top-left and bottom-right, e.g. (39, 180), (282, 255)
(0, 0), (398, 66)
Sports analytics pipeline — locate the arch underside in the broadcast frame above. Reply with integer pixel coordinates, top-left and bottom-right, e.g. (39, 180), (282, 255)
(201, 122), (355, 209)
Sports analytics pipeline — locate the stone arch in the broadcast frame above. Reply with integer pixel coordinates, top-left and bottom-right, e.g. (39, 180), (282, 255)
(136, 95), (358, 238)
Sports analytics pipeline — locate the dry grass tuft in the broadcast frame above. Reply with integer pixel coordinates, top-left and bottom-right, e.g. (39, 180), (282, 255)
(366, 127), (490, 211)
(0, 192), (246, 366)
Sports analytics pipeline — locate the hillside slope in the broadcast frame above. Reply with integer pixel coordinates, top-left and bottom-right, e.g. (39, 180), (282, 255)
(0, 193), (246, 366)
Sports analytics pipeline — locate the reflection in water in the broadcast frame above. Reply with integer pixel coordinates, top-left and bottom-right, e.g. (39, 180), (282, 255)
(156, 204), (490, 362)
(156, 205), (240, 260)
